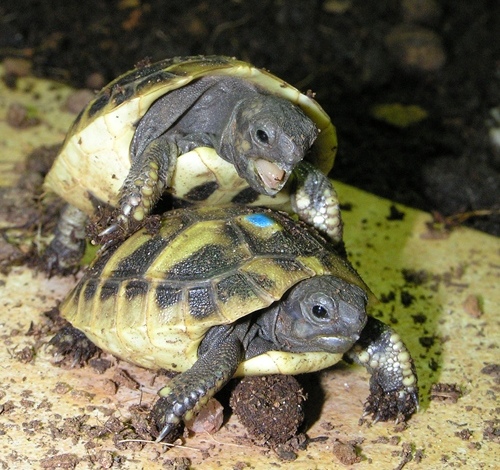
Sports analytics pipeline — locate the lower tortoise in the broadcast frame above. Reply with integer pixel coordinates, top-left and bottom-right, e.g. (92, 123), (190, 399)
(51, 205), (418, 442)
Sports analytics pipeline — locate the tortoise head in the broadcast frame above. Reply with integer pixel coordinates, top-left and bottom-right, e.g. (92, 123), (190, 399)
(271, 276), (368, 354)
(219, 95), (318, 196)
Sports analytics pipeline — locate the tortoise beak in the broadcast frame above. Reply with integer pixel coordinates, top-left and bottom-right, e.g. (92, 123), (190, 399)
(316, 334), (360, 353)
(253, 158), (288, 195)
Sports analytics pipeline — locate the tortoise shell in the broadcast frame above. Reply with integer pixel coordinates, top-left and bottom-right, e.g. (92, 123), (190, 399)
(60, 205), (372, 376)
(44, 55), (337, 215)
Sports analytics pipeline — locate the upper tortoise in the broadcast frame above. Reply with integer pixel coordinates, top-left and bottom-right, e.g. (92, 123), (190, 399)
(43, 55), (341, 273)
(51, 205), (418, 442)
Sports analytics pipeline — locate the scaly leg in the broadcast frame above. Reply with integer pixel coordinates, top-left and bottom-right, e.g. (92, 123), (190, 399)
(43, 204), (87, 275)
(101, 135), (177, 238)
(291, 161), (343, 245)
(151, 330), (244, 442)
(344, 316), (419, 422)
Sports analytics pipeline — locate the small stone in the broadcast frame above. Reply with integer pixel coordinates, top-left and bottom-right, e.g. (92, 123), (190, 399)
(89, 357), (113, 374)
(401, 0), (442, 26)
(112, 369), (139, 390)
(85, 72), (106, 90)
(7, 102), (40, 128)
(385, 24), (446, 72)
(323, 0), (352, 14)
(3, 57), (32, 77)
(488, 127), (500, 170)
(332, 439), (361, 465)
(185, 398), (224, 434)
(429, 383), (462, 403)
(101, 379), (118, 395)
(462, 294), (483, 318)
(64, 89), (95, 114)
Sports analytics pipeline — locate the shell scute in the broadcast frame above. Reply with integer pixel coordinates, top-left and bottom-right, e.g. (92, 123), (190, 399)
(155, 285), (182, 311)
(187, 286), (217, 319)
(147, 219), (247, 281)
(164, 243), (243, 281)
(214, 272), (260, 304)
(99, 281), (119, 301)
(110, 236), (170, 279)
(87, 92), (111, 119)
(240, 258), (312, 302)
(83, 280), (99, 302)
(124, 280), (149, 300)
(235, 212), (320, 258)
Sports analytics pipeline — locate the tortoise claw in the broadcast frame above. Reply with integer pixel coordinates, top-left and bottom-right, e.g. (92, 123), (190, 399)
(98, 223), (120, 238)
(149, 396), (184, 443)
(98, 212), (130, 238)
(155, 422), (178, 443)
(93, 214), (131, 252)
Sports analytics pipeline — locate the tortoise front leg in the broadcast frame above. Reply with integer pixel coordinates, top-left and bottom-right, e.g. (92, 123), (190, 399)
(151, 331), (244, 442)
(344, 316), (419, 422)
(291, 161), (343, 245)
(101, 135), (177, 237)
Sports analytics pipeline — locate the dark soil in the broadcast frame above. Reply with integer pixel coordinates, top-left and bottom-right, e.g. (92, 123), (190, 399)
(230, 375), (307, 459)
(1, 0), (499, 235)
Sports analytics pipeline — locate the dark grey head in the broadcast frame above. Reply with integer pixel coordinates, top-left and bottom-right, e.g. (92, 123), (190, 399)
(270, 276), (368, 354)
(219, 95), (318, 196)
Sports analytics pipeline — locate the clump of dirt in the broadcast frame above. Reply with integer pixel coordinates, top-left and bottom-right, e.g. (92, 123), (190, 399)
(483, 419), (500, 444)
(40, 453), (80, 469)
(230, 375), (306, 453)
(332, 439), (362, 465)
(429, 383), (462, 403)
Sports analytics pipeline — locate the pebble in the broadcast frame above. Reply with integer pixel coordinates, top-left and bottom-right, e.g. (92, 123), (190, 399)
(3, 57), (32, 77)
(401, 0), (442, 26)
(185, 398), (224, 434)
(85, 72), (106, 90)
(323, 0), (353, 14)
(488, 107), (500, 170)
(385, 24), (446, 72)
(64, 89), (95, 114)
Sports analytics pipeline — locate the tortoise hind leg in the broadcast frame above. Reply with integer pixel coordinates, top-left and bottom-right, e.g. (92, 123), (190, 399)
(42, 204), (87, 275)
(151, 331), (244, 442)
(49, 324), (100, 367)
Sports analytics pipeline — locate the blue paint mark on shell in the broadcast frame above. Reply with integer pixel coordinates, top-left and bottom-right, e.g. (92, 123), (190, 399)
(244, 213), (275, 228)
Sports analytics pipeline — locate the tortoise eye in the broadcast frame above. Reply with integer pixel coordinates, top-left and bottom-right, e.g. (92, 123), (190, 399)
(311, 304), (329, 319)
(256, 129), (269, 144)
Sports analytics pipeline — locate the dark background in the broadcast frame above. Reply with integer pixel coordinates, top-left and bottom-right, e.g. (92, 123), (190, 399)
(2, 0), (499, 235)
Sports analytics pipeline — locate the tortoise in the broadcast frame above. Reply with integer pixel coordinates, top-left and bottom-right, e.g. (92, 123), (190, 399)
(43, 55), (341, 273)
(51, 204), (418, 442)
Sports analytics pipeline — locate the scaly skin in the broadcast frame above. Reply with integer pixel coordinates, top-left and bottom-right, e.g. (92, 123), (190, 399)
(42, 205), (87, 275)
(101, 136), (174, 237)
(344, 316), (419, 421)
(152, 332), (244, 442)
(292, 161), (343, 246)
(49, 325), (99, 367)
